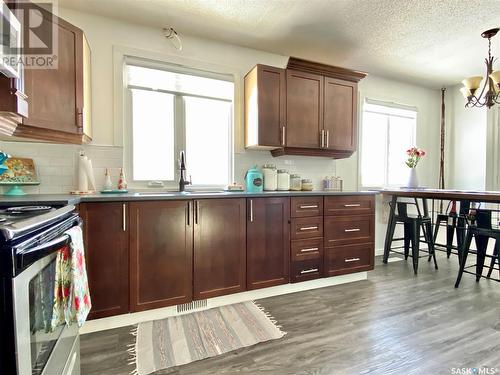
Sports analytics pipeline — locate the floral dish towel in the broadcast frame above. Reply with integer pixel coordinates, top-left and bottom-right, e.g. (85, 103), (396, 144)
(51, 225), (91, 330)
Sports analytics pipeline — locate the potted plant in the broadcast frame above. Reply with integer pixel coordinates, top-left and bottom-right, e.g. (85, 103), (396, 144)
(405, 147), (425, 188)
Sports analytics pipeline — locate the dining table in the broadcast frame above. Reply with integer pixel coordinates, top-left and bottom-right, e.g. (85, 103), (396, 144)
(378, 188), (500, 263)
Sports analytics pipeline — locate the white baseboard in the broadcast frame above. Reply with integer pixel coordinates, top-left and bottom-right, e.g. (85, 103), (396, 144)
(80, 272), (368, 335)
(375, 247), (384, 256)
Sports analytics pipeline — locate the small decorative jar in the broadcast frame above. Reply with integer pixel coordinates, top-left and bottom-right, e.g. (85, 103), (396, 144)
(290, 174), (302, 191)
(301, 179), (313, 191)
(277, 169), (290, 191)
(262, 164), (277, 191)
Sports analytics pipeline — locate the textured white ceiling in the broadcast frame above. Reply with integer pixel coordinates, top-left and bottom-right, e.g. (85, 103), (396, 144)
(58, 0), (500, 88)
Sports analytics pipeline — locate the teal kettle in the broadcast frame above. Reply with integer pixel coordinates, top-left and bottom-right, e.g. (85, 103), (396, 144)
(245, 166), (263, 193)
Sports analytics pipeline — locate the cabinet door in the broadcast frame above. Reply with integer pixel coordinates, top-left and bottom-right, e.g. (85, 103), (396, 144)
(129, 201), (193, 312)
(247, 197), (290, 290)
(80, 203), (129, 320)
(286, 69), (324, 148)
(323, 77), (357, 151)
(194, 198), (246, 299)
(244, 65), (286, 148)
(14, 5), (90, 144)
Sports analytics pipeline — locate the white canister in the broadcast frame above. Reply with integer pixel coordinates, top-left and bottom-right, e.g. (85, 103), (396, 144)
(277, 169), (290, 190)
(262, 164), (277, 191)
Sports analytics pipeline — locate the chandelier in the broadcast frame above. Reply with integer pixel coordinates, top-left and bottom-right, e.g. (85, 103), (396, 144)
(460, 28), (500, 108)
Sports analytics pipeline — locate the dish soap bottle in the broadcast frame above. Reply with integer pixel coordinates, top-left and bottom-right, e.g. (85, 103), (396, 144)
(117, 168), (128, 190)
(103, 168), (113, 191)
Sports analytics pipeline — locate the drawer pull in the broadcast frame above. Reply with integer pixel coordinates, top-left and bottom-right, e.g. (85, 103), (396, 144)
(344, 228), (361, 232)
(344, 204), (361, 207)
(299, 205), (318, 209)
(345, 258), (361, 263)
(300, 226), (318, 231)
(300, 268), (318, 274)
(300, 247), (319, 253)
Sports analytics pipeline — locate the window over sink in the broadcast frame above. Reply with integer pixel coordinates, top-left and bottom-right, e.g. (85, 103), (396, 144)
(360, 99), (417, 187)
(125, 60), (234, 188)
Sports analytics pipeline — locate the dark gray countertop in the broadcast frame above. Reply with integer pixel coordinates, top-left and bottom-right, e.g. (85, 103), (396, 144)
(0, 190), (379, 206)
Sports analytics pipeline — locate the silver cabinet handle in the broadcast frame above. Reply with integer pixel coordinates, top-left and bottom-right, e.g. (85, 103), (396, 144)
(320, 130), (325, 148)
(344, 228), (361, 232)
(345, 258), (360, 263)
(326, 130), (330, 148)
(195, 200), (199, 224)
(249, 199), (253, 222)
(122, 203), (126, 231)
(300, 268), (318, 274)
(344, 204), (361, 207)
(282, 126), (286, 146)
(300, 247), (319, 253)
(299, 226), (318, 231)
(187, 201), (191, 225)
(299, 205), (318, 209)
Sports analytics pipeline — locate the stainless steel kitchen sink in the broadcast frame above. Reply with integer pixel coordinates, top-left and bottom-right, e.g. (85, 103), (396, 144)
(133, 190), (226, 196)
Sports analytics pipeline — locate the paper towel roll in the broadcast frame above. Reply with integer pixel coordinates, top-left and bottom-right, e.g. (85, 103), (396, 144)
(84, 157), (96, 191)
(78, 154), (88, 192)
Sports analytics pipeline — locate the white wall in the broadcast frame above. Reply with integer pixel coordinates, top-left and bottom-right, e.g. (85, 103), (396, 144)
(446, 84), (488, 190)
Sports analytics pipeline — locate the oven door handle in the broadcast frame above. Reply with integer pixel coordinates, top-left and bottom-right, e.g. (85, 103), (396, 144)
(18, 234), (71, 270)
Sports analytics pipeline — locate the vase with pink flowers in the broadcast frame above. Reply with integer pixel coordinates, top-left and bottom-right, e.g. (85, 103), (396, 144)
(405, 147), (425, 188)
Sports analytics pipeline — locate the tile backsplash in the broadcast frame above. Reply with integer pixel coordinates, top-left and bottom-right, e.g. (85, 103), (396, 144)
(0, 141), (346, 194)
(0, 141), (123, 194)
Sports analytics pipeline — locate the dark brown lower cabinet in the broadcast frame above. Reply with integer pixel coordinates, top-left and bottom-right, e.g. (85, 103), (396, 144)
(79, 203), (129, 320)
(247, 197), (290, 290)
(193, 198), (246, 300)
(129, 201), (193, 312)
(324, 242), (374, 277)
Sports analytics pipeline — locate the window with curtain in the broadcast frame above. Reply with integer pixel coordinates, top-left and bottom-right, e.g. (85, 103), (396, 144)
(360, 99), (417, 187)
(126, 62), (234, 187)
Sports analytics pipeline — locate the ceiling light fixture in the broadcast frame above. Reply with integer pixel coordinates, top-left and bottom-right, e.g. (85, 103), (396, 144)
(460, 27), (500, 109)
(163, 27), (183, 51)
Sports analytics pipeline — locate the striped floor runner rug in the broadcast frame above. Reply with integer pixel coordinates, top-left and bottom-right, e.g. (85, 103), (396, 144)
(130, 301), (286, 375)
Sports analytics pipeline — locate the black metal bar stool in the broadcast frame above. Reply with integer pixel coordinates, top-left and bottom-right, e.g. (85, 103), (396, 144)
(383, 199), (438, 274)
(455, 209), (500, 287)
(433, 200), (471, 258)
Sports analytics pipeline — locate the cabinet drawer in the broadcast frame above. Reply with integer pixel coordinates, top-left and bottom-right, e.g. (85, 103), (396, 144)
(291, 196), (323, 217)
(291, 238), (323, 261)
(324, 243), (374, 277)
(291, 259), (323, 283)
(324, 195), (375, 216)
(324, 215), (374, 246)
(291, 216), (323, 240)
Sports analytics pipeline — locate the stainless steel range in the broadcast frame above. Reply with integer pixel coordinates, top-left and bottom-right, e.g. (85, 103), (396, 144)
(0, 205), (81, 375)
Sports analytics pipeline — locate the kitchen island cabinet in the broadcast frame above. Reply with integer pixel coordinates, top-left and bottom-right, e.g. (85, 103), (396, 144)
(129, 201), (193, 312)
(79, 202), (129, 319)
(246, 197), (290, 290)
(193, 198), (247, 299)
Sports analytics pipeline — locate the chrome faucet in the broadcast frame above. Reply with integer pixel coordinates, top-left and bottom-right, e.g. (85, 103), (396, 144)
(178, 151), (191, 192)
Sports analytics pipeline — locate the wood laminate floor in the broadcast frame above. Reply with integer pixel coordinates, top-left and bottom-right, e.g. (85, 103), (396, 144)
(81, 255), (500, 375)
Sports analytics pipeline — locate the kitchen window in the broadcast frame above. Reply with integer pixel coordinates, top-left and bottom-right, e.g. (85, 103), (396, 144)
(360, 99), (417, 187)
(126, 60), (234, 187)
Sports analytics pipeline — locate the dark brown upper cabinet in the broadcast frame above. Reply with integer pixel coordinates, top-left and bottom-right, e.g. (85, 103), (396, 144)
(2, 2), (91, 144)
(244, 64), (286, 149)
(246, 197), (290, 290)
(323, 77), (358, 152)
(245, 57), (366, 159)
(285, 69), (324, 149)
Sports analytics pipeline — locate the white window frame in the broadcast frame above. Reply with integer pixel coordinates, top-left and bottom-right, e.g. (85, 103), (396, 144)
(359, 98), (418, 188)
(123, 56), (235, 190)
